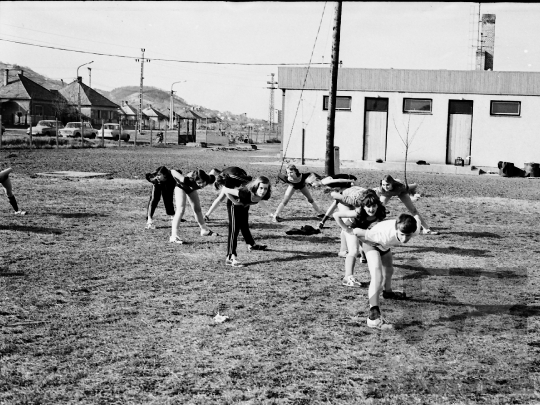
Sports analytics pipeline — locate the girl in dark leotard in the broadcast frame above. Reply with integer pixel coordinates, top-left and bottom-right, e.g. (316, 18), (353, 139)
(168, 168), (217, 244)
(204, 167), (251, 221)
(145, 166), (178, 229)
(272, 164), (325, 222)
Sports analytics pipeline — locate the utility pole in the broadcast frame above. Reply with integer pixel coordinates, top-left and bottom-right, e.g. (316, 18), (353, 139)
(267, 73), (278, 133)
(325, 1), (342, 176)
(135, 48), (150, 146)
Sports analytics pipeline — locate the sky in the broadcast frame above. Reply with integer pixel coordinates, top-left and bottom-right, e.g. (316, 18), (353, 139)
(1, 2), (540, 120)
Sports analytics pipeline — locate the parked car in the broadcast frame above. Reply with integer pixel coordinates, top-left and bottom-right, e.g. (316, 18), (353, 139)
(58, 122), (98, 139)
(97, 123), (130, 142)
(26, 120), (64, 136)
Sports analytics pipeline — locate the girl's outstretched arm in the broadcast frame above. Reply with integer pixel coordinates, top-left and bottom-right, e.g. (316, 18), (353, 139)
(399, 193), (433, 230)
(205, 189), (227, 219)
(170, 169), (186, 182)
(333, 209), (357, 234)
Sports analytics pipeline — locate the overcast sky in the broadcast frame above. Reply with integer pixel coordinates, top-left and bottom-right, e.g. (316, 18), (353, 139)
(1, 2), (539, 120)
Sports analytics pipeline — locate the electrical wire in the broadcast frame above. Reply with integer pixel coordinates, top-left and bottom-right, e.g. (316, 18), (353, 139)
(0, 37), (329, 66)
(278, 2), (328, 178)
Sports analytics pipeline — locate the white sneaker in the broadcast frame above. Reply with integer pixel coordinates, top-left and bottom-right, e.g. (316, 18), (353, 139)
(201, 229), (218, 237)
(145, 220), (155, 230)
(367, 316), (393, 330)
(342, 275), (362, 287)
(169, 236), (183, 244)
(14, 211), (27, 216)
(338, 250), (348, 258)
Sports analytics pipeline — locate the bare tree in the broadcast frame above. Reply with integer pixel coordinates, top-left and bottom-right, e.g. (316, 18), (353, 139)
(392, 114), (425, 189)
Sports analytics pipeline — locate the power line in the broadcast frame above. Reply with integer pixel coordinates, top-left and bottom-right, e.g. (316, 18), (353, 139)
(280, 2), (328, 175)
(0, 37), (330, 66)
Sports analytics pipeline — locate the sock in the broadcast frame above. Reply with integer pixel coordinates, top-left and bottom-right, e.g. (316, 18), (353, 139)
(369, 306), (381, 320)
(8, 195), (19, 212)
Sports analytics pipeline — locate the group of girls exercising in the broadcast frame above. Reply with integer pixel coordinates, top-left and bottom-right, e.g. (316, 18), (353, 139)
(144, 163), (438, 330)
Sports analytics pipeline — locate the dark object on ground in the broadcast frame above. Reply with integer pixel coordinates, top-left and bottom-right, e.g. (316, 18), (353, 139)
(498, 161), (525, 178)
(416, 160), (430, 165)
(524, 162), (540, 177)
(375, 158), (383, 163)
(285, 225), (321, 236)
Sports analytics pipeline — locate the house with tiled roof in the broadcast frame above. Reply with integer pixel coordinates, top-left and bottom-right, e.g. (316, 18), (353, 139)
(118, 100), (149, 129)
(58, 77), (119, 125)
(142, 104), (168, 129)
(0, 69), (59, 126)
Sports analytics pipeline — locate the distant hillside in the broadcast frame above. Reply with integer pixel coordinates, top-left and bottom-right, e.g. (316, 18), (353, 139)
(0, 61), (265, 125)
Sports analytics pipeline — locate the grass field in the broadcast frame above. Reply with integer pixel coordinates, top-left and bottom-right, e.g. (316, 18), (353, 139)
(1, 144), (539, 404)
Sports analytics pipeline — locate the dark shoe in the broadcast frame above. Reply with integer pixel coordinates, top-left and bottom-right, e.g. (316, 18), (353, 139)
(382, 290), (408, 300)
(248, 244), (267, 252)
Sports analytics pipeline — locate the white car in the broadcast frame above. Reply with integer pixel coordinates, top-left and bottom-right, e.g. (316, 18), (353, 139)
(97, 123), (130, 142)
(58, 122), (98, 139)
(26, 120), (64, 136)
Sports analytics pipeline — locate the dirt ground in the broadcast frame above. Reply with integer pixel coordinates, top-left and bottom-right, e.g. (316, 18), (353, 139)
(1, 145), (539, 404)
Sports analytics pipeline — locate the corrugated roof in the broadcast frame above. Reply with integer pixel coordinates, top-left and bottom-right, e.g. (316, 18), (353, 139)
(278, 67), (540, 96)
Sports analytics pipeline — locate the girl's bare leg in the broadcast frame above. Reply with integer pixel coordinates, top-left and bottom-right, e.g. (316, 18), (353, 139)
(171, 187), (187, 240)
(273, 185), (295, 218)
(299, 186), (324, 215)
(365, 250), (384, 308)
(186, 191), (210, 232)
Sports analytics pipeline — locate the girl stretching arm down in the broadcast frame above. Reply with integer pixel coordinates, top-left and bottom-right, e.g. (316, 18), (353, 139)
(216, 175), (272, 267)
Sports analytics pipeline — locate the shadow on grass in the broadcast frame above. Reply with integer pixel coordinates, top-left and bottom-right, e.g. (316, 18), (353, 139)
(403, 246), (491, 257)
(247, 250), (335, 265)
(0, 271), (25, 277)
(262, 234), (337, 243)
(396, 264), (527, 280)
(0, 225), (62, 234)
(55, 213), (107, 218)
(445, 231), (502, 238)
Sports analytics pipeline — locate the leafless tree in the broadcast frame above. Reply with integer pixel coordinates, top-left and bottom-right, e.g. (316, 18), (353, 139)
(392, 114), (425, 189)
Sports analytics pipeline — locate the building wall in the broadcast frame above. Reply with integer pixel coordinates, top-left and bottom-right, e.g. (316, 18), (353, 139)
(282, 89), (540, 168)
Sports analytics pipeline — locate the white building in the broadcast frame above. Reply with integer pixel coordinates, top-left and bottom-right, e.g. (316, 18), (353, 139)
(278, 67), (540, 168)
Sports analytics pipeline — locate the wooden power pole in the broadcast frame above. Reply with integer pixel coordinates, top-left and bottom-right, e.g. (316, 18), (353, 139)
(325, 1), (342, 176)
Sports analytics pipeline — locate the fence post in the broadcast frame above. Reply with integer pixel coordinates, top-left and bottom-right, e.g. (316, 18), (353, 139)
(55, 119), (59, 148)
(29, 116), (33, 149)
(0, 114), (2, 149)
(101, 119), (105, 147)
(301, 128), (305, 165)
(150, 123), (153, 146)
(118, 123), (122, 147)
(334, 146), (340, 174)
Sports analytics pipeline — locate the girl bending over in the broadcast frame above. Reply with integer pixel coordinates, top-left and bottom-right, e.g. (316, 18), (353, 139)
(272, 164), (325, 222)
(216, 175), (272, 267)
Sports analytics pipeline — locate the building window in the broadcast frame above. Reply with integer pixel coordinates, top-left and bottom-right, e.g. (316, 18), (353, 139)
(403, 98), (432, 113)
(323, 95), (352, 111)
(365, 97), (388, 112)
(490, 101), (521, 116)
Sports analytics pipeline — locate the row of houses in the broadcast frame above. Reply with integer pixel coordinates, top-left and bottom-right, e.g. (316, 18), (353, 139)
(0, 68), (221, 130)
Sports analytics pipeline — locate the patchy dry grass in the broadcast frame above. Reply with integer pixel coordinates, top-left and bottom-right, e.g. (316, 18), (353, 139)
(1, 145), (539, 404)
